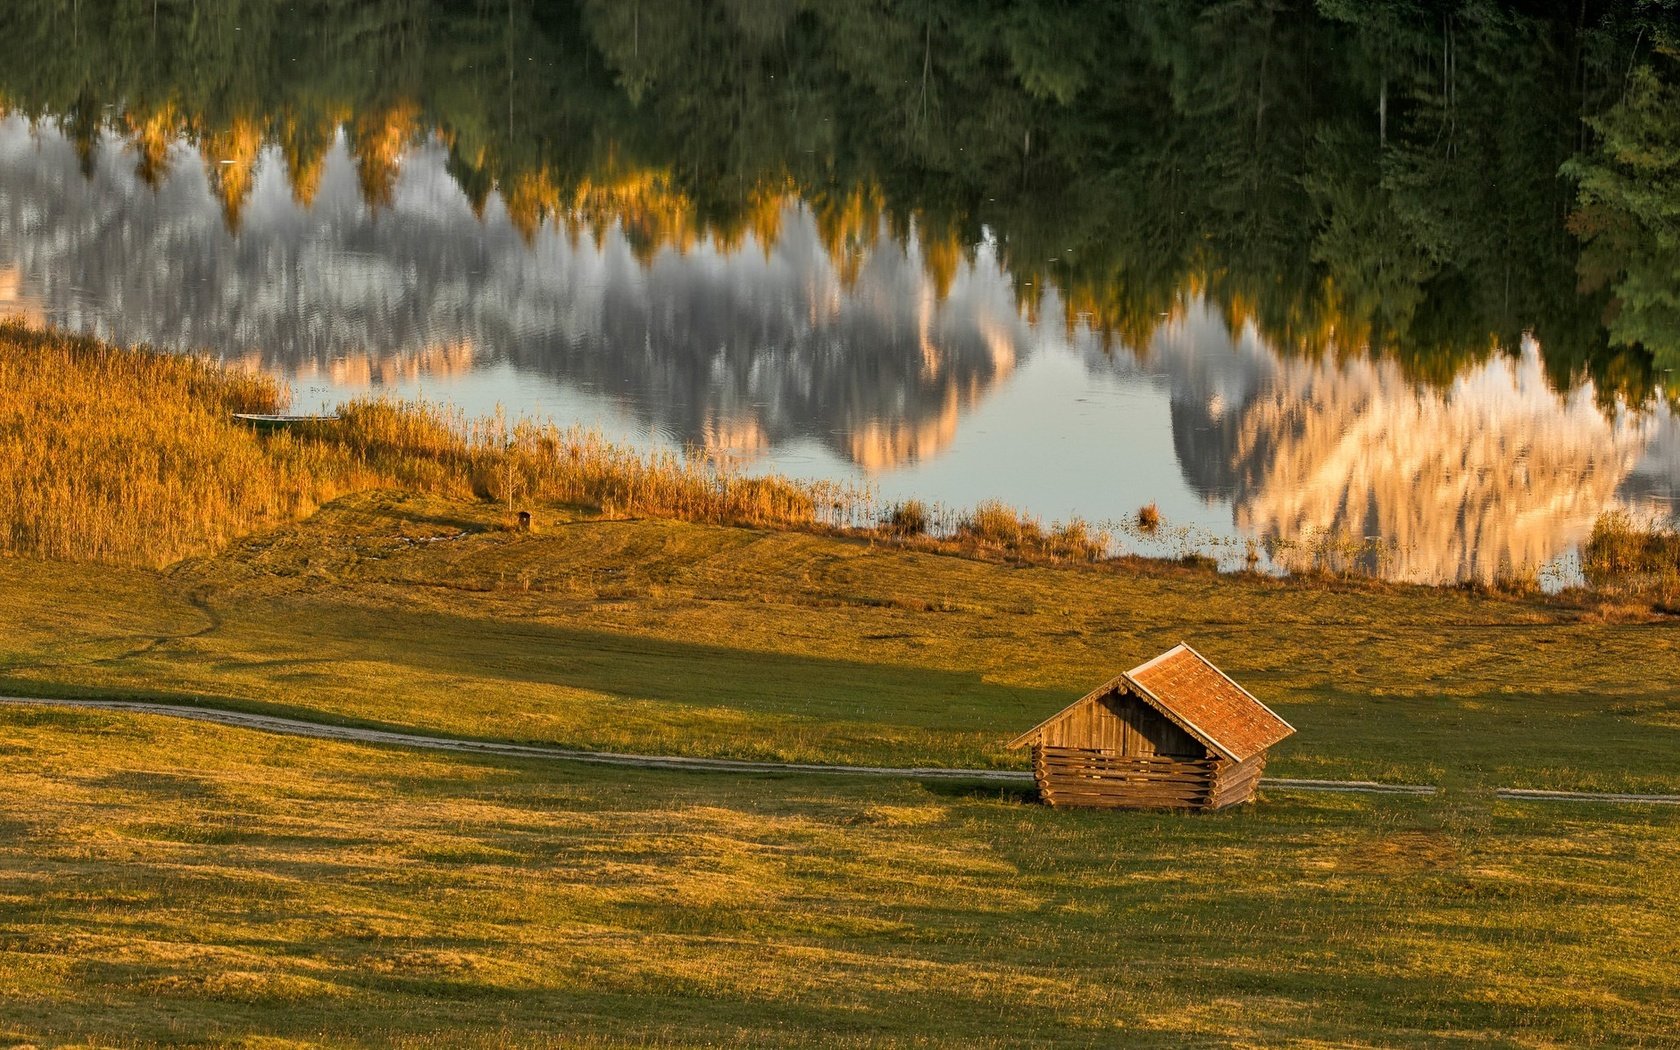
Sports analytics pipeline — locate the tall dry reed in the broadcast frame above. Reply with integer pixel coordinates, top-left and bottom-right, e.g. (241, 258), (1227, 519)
(954, 500), (1111, 562)
(1581, 511), (1680, 598)
(0, 324), (875, 566)
(1, 323), (1121, 569)
(0, 323), (386, 565)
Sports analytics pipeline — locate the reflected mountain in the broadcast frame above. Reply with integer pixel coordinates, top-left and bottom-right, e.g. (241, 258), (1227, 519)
(1120, 308), (1666, 583)
(0, 119), (1024, 470)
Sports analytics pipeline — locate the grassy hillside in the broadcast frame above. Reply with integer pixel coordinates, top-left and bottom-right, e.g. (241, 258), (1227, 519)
(4, 491), (1680, 793)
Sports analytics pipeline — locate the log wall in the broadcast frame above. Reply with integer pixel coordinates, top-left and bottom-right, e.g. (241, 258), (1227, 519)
(1030, 746), (1268, 811)
(1032, 746), (1219, 810)
(1208, 753), (1267, 809)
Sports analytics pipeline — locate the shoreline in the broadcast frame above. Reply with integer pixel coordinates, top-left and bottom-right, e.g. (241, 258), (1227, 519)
(0, 318), (1673, 616)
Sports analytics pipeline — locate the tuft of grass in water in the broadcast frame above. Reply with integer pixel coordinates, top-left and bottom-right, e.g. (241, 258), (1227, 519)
(1136, 502), (1161, 533)
(1047, 517), (1110, 562)
(956, 499), (1035, 550)
(953, 501), (1110, 563)
(884, 499), (931, 537)
(1263, 529), (1397, 581)
(1581, 510), (1680, 600)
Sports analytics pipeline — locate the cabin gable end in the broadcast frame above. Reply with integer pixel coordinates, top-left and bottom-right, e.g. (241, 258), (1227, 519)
(1007, 684), (1209, 759)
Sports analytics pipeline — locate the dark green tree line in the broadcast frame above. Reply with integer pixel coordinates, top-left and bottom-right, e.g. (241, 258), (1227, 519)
(0, 0), (1675, 402)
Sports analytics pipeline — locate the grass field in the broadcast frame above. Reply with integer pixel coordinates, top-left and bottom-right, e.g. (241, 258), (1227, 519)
(2, 704), (1677, 1049)
(4, 327), (1680, 1046)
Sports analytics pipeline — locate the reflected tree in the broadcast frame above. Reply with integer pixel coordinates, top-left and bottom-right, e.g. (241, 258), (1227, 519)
(1568, 50), (1680, 394)
(0, 0), (1674, 404)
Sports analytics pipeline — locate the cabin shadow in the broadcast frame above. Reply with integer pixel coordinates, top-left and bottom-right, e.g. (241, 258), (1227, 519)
(916, 778), (1040, 805)
(246, 603), (1071, 734)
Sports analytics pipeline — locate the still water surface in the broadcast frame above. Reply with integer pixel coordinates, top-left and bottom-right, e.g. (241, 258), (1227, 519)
(1, 2), (1677, 584)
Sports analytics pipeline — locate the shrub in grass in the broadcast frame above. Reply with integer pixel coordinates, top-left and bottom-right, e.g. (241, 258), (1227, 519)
(950, 502), (1110, 562)
(722, 475), (817, 526)
(1048, 518), (1111, 562)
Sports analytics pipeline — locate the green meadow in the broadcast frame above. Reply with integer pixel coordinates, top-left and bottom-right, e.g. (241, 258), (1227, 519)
(6, 491), (1680, 793)
(2, 704), (1677, 1049)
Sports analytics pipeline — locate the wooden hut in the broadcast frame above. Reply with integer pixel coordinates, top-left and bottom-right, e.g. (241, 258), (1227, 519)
(1007, 643), (1293, 810)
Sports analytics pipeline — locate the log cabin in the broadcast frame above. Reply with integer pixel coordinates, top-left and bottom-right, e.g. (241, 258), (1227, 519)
(1007, 643), (1294, 810)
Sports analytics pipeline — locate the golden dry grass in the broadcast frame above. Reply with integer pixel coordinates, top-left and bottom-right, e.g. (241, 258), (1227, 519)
(0, 323), (1108, 569)
(1582, 511), (1680, 601)
(954, 500), (1111, 562)
(0, 322), (374, 564)
(0, 321), (867, 567)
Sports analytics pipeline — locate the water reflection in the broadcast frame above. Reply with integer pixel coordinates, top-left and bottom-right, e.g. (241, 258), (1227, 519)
(1143, 322), (1666, 583)
(4, 0), (1680, 585)
(0, 118), (1028, 471)
(3, 115), (1674, 584)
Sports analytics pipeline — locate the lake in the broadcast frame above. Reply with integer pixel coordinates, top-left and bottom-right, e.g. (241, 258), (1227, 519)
(1, 0), (1676, 584)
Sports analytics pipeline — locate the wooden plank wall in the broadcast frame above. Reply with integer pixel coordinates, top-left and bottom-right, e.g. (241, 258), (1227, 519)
(1033, 692), (1202, 758)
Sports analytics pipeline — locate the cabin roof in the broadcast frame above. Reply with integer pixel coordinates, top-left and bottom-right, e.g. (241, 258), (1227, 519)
(1006, 643), (1294, 762)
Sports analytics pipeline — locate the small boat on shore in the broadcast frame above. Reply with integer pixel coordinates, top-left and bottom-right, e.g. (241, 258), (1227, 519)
(232, 412), (340, 432)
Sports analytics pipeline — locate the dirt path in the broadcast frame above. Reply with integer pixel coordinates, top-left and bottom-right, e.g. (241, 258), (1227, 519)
(4, 696), (1677, 805)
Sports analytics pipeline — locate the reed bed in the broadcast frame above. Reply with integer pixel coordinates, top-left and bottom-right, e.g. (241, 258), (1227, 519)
(4, 323), (1105, 568)
(0, 323), (382, 565)
(317, 400), (875, 530)
(0, 325), (981, 564)
(0, 324), (875, 566)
